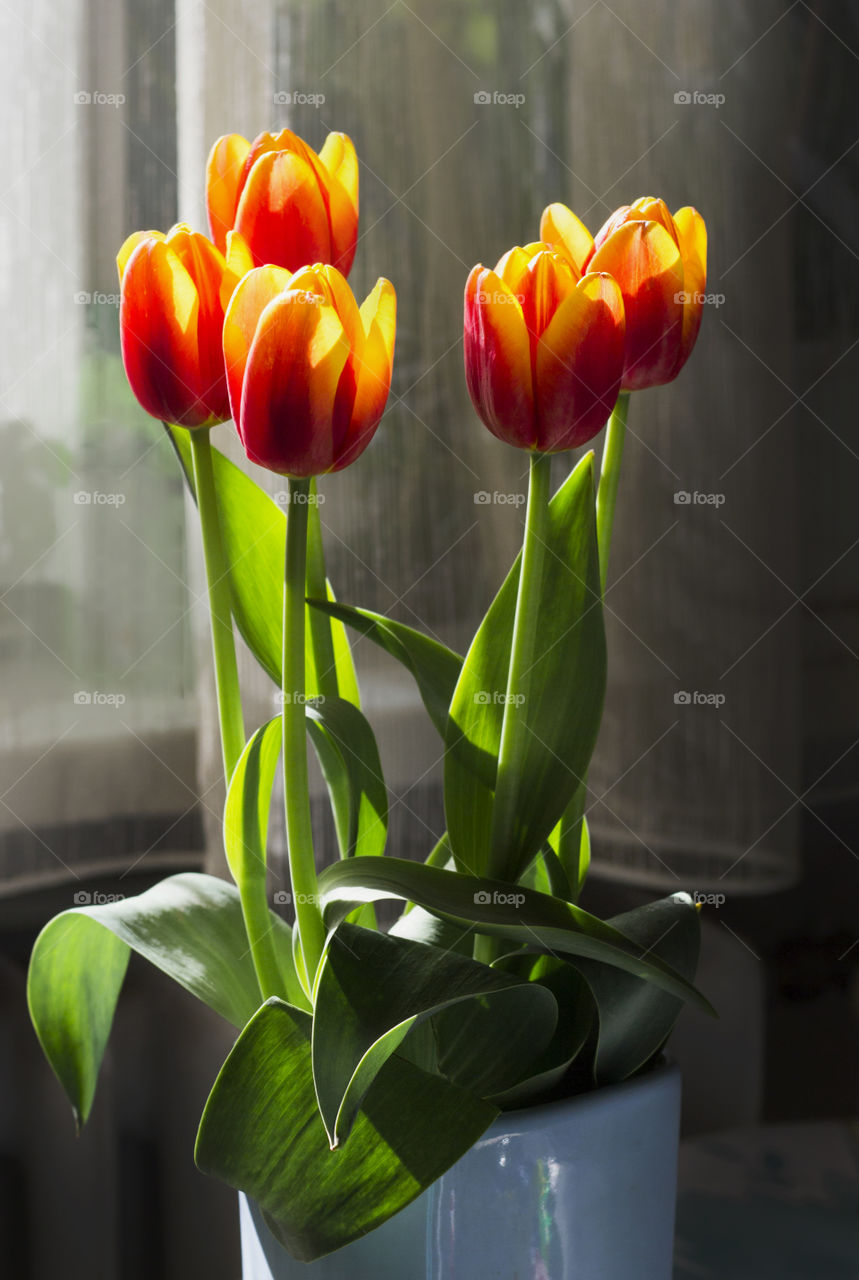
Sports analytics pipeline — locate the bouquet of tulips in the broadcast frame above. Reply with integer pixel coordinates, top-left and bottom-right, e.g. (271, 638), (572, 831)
(27, 128), (712, 1261)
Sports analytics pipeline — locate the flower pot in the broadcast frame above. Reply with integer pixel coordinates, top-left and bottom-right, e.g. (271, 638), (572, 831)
(239, 1060), (681, 1279)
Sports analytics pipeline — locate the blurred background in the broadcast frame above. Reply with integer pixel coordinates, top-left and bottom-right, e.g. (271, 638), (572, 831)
(0, 1), (857, 1276)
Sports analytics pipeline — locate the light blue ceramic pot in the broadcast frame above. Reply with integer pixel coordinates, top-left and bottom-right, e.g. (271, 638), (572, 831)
(240, 1061), (681, 1279)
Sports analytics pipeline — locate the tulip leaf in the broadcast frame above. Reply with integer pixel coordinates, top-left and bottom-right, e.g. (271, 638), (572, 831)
(312, 923), (557, 1147)
(27, 873), (292, 1127)
(194, 998), (497, 1262)
(223, 718), (310, 1010)
(444, 452), (605, 882)
(318, 857), (714, 1014)
(570, 893), (703, 1084)
(307, 600), (462, 740)
(166, 426), (359, 703)
(305, 697), (388, 859)
(490, 960), (596, 1108)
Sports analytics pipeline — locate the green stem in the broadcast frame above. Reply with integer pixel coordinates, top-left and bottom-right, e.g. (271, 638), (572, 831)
(283, 477), (326, 988)
(189, 429), (245, 781)
(190, 429), (285, 1000)
(595, 391), (630, 595)
(555, 394), (631, 901)
(488, 450), (553, 877)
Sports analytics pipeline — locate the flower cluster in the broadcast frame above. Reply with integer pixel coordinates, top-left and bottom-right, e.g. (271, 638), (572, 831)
(117, 126), (706, 473)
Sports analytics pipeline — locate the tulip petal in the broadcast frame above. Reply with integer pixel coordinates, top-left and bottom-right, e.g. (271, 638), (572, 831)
(235, 150), (332, 271)
(673, 206), (707, 373)
(333, 278), (397, 471)
(628, 197), (677, 244)
(165, 226), (229, 419)
(223, 266), (294, 436)
(116, 229), (163, 284)
(540, 203), (593, 275)
(464, 266), (535, 449)
(535, 272), (625, 451)
(206, 134), (251, 253)
(319, 133), (359, 276)
(220, 229), (255, 312)
(589, 220), (684, 391)
(521, 249), (578, 347)
(120, 239), (208, 427)
(240, 292), (351, 477)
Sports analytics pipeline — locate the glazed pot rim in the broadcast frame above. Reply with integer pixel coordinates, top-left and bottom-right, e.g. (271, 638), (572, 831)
(482, 1056), (679, 1138)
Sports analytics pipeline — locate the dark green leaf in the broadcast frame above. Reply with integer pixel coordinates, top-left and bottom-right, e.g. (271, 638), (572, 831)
(571, 894), (704, 1083)
(306, 697), (387, 859)
(312, 923), (557, 1145)
(444, 452), (606, 881)
(308, 601), (462, 741)
(194, 999), (497, 1262)
(318, 857), (714, 1014)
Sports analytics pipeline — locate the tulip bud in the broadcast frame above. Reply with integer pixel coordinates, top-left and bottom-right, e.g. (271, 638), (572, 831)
(464, 243), (625, 452)
(206, 129), (359, 277)
(117, 224), (232, 428)
(542, 197), (707, 391)
(223, 263), (395, 477)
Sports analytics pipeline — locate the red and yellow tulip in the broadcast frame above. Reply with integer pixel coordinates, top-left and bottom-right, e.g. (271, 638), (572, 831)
(206, 130), (359, 277)
(223, 263), (396, 477)
(117, 223), (234, 428)
(464, 243), (625, 452)
(541, 197), (707, 391)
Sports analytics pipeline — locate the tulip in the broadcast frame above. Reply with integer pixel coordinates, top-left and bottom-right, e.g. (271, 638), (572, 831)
(541, 197), (707, 391)
(206, 129), (359, 277)
(464, 243), (625, 452)
(117, 223), (233, 428)
(223, 263), (396, 477)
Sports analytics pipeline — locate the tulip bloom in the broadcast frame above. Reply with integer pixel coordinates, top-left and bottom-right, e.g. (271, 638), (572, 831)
(541, 198), (707, 391)
(117, 223), (234, 428)
(223, 263), (396, 477)
(206, 129), (359, 277)
(464, 244), (625, 452)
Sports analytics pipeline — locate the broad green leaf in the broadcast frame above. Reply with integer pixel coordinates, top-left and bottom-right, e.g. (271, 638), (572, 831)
(571, 893), (703, 1084)
(28, 873), (290, 1126)
(166, 427), (359, 703)
(194, 998), (497, 1262)
(389, 904), (472, 953)
(445, 452), (606, 882)
(312, 923), (557, 1146)
(490, 960), (596, 1108)
(318, 857), (714, 1014)
(306, 491), (361, 706)
(308, 600), (462, 740)
(555, 780), (590, 900)
(305, 697), (387, 859)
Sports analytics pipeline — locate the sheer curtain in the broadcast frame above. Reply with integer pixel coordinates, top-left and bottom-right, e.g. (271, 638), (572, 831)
(0, 0), (202, 903)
